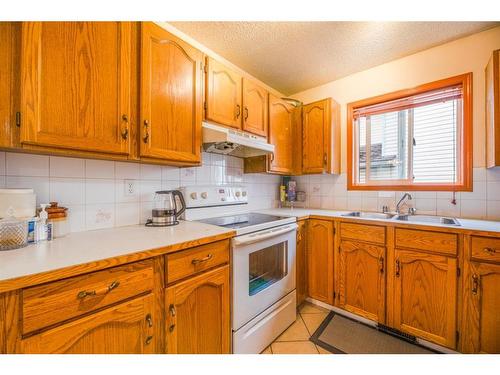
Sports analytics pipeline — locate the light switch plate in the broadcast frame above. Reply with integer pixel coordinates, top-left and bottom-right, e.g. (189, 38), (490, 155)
(124, 180), (136, 196)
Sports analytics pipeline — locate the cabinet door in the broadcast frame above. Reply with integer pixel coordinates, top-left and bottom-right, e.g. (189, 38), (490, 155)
(19, 295), (155, 354)
(205, 57), (242, 129)
(338, 240), (386, 323)
(307, 219), (334, 305)
(20, 22), (131, 155)
(392, 249), (457, 348)
(140, 22), (202, 164)
(268, 94), (294, 174)
(486, 49), (500, 168)
(166, 265), (230, 354)
(242, 78), (268, 137)
(302, 98), (331, 174)
(460, 261), (500, 353)
(296, 220), (307, 306)
(0, 22), (20, 148)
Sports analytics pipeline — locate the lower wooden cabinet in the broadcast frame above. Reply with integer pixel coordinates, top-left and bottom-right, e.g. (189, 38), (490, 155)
(391, 249), (457, 349)
(18, 294), (155, 354)
(166, 265), (230, 354)
(338, 239), (386, 323)
(307, 219), (334, 305)
(296, 219), (307, 306)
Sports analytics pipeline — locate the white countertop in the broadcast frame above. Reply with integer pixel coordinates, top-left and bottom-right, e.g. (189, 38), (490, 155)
(258, 208), (500, 233)
(0, 221), (234, 285)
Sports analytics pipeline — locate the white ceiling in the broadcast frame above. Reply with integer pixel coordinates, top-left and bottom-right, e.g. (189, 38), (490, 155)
(170, 22), (499, 95)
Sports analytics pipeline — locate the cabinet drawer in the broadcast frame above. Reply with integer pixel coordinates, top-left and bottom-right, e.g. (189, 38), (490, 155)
(22, 260), (154, 334)
(166, 240), (230, 284)
(471, 236), (500, 263)
(395, 228), (457, 256)
(340, 222), (385, 244)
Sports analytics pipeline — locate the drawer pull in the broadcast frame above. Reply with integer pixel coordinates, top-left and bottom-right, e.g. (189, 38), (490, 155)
(395, 259), (400, 277)
(483, 247), (497, 254)
(146, 313), (153, 328)
(472, 274), (479, 295)
(191, 254), (213, 265)
(76, 280), (120, 299)
(145, 335), (153, 345)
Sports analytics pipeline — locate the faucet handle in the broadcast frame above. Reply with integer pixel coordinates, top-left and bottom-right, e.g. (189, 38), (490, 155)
(408, 207), (417, 215)
(382, 205), (389, 213)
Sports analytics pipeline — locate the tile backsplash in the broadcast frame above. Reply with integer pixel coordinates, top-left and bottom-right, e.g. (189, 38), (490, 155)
(0, 152), (281, 233)
(294, 168), (500, 221)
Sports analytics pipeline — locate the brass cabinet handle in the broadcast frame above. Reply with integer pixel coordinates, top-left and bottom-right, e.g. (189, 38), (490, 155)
(191, 254), (213, 265)
(323, 153), (328, 168)
(395, 259), (400, 277)
(143, 119), (150, 143)
(270, 153), (275, 162)
(297, 232), (302, 242)
(472, 274), (479, 295)
(77, 280), (120, 299)
(244, 106), (249, 121)
(483, 247), (497, 254)
(379, 256), (384, 274)
(145, 313), (153, 328)
(169, 304), (176, 317)
(145, 335), (153, 345)
(121, 114), (129, 140)
(235, 104), (241, 119)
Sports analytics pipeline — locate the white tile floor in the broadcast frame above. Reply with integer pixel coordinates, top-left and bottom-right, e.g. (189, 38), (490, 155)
(260, 302), (332, 354)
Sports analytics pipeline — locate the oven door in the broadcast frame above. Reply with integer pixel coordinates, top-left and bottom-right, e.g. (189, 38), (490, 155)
(232, 223), (297, 330)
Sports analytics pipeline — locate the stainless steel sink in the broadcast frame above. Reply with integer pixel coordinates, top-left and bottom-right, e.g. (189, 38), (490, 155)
(392, 215), (461, 226)
(341, 211), (396, 220)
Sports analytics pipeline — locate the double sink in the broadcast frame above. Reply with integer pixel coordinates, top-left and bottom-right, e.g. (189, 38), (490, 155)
(341, 211), (461, 226)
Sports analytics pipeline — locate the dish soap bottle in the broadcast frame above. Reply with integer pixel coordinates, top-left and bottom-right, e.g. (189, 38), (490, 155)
(36, 204), (52, 242)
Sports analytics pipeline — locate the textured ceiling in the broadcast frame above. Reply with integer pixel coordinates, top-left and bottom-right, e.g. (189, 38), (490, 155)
(170, 22), (499, 95)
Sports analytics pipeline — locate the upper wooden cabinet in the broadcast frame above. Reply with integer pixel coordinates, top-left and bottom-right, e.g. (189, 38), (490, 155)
(140, 22), (203, 165)
(268, 95), (295, 174)
(205, 57), (242, 129)
(338, 239), (386, 324)
(486, 49), (500, 168)
(242, 78), (268, 136)
(307, 219), (334, 305)
(166, 265), (230, 354)
(20, 22), (132, 156)
(302, 98), (340, 174)
(0, 22), (20, 149)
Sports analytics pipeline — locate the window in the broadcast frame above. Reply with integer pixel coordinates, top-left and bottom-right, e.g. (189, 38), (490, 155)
(347, 73), (472, 191)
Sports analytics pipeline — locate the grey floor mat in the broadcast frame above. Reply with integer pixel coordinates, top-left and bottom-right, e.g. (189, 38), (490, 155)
(310, 312), (436, 354)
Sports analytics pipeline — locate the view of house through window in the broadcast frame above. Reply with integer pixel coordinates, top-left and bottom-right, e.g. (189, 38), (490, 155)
(349, 74), (471, 191)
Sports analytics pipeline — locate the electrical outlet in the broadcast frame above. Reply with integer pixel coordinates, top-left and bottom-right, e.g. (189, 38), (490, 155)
(124, 180), (136, 196)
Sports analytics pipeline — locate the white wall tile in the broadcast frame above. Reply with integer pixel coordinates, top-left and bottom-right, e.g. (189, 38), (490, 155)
(65, 204), (86, 232)
(347, 196), (362, 211)
(486, 181), (500, 201)
(140, 164), (162, 180)
(115, 162), (140, 179)
(436, 199), (461, 217)
(414, 198), (437, 215)
(180, 167), (196, 185)
(487, 200), (500, 220)
(461, 200), (487, 219)
(85, 179), (115, 204)
(486, 167), (500, 181)
(6, 176), (49, 205)
(85, 159), (115, 179)
(309, 196), (321, 208)
(50, 178), (85, 205)
(0, 176), (5, 188)
(473, 167), (487, 182)
(362, 197), (378, 212)
(139, 180), (162, 202)
(162, 166), (180, 182)
(115, 202), (140, 227)
(86, 204), (114, 230)
(334, 197), (348, 210)
(6, 153), (49, 177)
(49, 156), (85, 178)
(461, 181), (486, 200)
(140, 201), (153, 224)
(115, 180), (140, 203)
(195, 165), (211, 184)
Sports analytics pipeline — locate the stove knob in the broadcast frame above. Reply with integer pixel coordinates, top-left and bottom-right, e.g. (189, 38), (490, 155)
(201, 192), (208, 199)
(190, 192), (197, 200)
(242, 191), (247, 197)
(235, 191), (241, 197)
(221, 197), (226, 202)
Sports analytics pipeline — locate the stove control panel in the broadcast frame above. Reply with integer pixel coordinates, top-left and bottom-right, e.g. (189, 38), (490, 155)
(181, 185), (248, 208)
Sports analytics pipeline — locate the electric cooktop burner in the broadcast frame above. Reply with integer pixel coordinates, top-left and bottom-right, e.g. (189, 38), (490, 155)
(197, 213), (287, 230)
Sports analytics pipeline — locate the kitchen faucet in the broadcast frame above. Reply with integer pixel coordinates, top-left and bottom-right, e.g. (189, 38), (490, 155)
(396, 193), (412, 215)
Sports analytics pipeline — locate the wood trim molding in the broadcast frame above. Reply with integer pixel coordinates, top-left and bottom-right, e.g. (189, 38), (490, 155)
(347, 73), (473, 191)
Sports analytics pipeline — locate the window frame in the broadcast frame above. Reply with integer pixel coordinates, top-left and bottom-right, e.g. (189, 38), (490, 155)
(347, 73), (473, 191)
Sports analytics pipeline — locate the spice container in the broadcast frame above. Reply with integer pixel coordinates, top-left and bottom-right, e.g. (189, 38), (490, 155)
(0, 217), (28, 251)
(47, 202), (69, 238)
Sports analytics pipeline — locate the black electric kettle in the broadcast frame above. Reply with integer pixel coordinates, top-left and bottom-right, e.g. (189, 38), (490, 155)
(146, 190), (186, 227)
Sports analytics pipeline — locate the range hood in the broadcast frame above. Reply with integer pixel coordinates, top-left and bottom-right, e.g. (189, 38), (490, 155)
(202, 122), (274, 158)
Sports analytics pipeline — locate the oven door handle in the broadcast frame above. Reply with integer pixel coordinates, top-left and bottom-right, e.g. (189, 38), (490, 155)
(232, 223), (298, 246)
